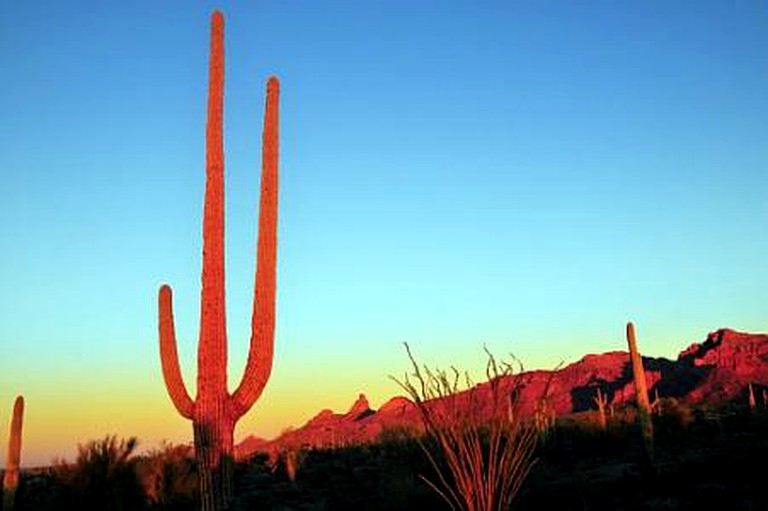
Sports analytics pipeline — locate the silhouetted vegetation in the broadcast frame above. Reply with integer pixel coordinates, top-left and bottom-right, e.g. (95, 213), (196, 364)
(4, 402), (768, 510)
(136, 443), (199, 510)
(50, 435), (146, 510)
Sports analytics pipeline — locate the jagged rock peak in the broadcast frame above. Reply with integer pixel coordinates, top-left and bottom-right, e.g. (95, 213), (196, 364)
(347, 393), (371, 417)
(679, 329), (767, 360)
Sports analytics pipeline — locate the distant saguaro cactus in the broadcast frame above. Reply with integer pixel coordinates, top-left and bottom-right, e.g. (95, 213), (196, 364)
(158, 11), (279, 511)
(626, 322), (654, 467)
(3, 395), (24, 511)
(593, 388), (607, 431)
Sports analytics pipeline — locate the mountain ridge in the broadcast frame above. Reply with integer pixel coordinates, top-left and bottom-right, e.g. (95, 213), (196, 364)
(236, 328), (768, 459)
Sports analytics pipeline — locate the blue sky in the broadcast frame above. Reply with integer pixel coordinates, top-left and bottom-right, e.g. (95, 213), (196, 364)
(1, 1), (767, 465)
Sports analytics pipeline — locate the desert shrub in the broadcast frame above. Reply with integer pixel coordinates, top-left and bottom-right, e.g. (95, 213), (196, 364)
(537, 414), (634, 464)
(267, 446), (308, 484)
(136, 442), (198, 510)
(653, 398), (693, 436)
(52, 435), (146, 510)
(8, 472), (55, 511)
(377, 423), (423, 447)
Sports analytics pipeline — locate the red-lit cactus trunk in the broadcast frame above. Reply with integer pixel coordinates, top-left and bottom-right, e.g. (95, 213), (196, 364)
(196, 11), (231, 508)
(3, 395), (24, 511)
(158, 10), (279, 511)
(194, 413), (235, 509)
(626, 322), (654, 470)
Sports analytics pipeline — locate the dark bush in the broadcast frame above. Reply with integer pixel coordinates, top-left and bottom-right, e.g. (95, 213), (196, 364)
(52, 435), (146, 510)
(136, 442), (198, 510)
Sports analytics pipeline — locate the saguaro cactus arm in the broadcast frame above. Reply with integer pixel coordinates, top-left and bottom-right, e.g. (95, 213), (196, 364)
(231, 76), (280, 418)
(159, 285), (195, 419)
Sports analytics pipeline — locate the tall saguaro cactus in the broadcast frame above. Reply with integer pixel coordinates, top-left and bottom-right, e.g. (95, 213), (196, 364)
(158, 11), (279, 510)
(3, 395), (24, 511)
(626, 322), (654, 467)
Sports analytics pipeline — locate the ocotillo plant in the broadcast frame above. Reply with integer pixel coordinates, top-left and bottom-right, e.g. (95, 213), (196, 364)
(394, 345), (538, 511)
(3, 395), (24, 511)
(158, 11), (279, 511)
(626, 321), (654, 467)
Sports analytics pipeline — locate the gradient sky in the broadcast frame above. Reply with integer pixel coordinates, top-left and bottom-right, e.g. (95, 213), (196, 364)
(1, 1), (767, 467)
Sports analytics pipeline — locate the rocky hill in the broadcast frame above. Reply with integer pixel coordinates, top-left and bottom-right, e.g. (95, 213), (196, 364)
(237, 329), (768, 458)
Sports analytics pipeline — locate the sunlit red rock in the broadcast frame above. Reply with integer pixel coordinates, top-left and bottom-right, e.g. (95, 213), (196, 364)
(237, 329), (768, 458)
